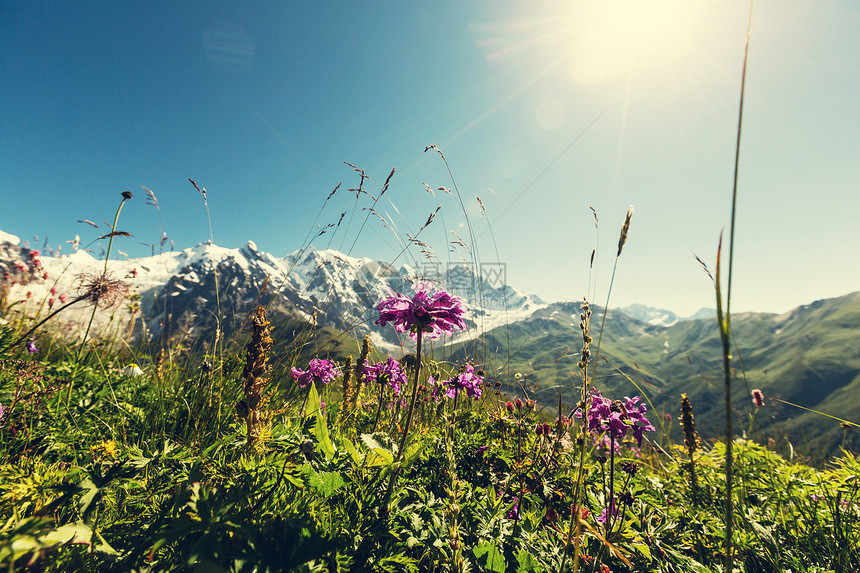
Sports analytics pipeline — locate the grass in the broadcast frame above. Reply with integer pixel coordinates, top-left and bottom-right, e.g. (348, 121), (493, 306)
(0, 309), (859, 572)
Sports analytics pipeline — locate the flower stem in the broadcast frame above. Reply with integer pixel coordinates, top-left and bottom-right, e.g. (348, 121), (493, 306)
(70, 194), (130, 405)
(396, 330), (423, 462)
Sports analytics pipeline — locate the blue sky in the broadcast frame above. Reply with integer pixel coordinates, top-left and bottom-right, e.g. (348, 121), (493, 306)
(2, 1), (858, 316)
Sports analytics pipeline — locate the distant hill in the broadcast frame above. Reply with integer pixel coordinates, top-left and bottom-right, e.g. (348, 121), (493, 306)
(467, 294), (860, 459)
(617, 303), (715, 326)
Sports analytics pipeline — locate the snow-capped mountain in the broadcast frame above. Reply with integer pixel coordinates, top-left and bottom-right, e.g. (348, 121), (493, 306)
(0, 230), (545, 350)
(616, 303), (715, 327)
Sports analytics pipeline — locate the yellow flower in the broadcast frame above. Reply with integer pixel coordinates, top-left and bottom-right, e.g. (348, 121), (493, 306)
(91, 440), (118, 460)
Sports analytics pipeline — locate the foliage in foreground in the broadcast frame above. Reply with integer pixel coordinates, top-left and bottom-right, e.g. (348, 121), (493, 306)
(0, 336), (858, 573)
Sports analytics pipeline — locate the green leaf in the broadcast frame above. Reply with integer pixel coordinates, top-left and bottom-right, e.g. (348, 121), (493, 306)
(473, 540), (506, 573)
(305, 381), (321, 417)
(307, 470), (345, 498)
(342, 437), (362, 464)
(39, 522), (93, 546)
(314, 407), (335, 460)
(632, 542), (651, 561)
(515, 550), (542, 573)
(369, 448), (394, 466)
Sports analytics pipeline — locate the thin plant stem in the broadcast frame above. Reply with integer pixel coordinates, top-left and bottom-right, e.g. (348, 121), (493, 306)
(592, 258), (618, 384)
(69, 193), (130, 406)
(396, 330), (423, 462)
(720, 4), (754, 571)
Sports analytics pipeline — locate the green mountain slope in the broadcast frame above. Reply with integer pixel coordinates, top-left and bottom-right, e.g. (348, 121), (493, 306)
(465, 292), (860, 458)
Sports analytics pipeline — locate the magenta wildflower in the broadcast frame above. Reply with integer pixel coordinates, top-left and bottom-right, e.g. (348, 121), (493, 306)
(575, 389), (655, 451)
(596, 503), (618, 525)
(444, 364), (484, 399)
(363, 357), (408, 396)
(25, 338), (39, 354)
(507, 497), (520, 520)
(375, 282), (467, 340)
(290, 358), (341, 388)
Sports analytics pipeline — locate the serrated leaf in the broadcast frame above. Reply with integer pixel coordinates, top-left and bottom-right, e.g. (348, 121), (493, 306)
(311, 471), (345, 498)
(516, 550), (542, 573)
(360, 433), (384, 451)
(93, 528), (119, 556)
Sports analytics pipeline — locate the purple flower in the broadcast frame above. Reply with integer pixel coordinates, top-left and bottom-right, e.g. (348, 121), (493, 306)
(507, 497), (520, 520)
(375, 282), (467, 340)
(25, 338), (38, 354)
(596, 502), (619, 525)
(0, 403), (7, 427)
(444, 364), (484, 399)
(363, 357), (408, 396)
(575, 389), (655, 451)
(290, 358), (342, 388)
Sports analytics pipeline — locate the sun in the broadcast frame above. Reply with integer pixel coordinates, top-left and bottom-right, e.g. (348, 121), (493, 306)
(471, 0), (718, 86)
(565, 0), (711, 85)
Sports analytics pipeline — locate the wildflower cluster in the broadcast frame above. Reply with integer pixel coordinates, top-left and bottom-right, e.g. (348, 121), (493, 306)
(290, 358), (342, 388)
(363, 357), (408, 395)
(577, 389), (655, 451)
(4, 249), (48, 286)
(443, 363), (484, 399)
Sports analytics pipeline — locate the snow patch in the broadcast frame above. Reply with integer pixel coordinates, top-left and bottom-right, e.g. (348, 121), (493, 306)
(0, 230), (20, 246)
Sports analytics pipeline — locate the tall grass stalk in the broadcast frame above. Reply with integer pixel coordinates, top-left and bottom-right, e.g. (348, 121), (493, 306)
(189, 179), (224, 420)
(591, 206), (633, 384)
(718, 3), (754, 570)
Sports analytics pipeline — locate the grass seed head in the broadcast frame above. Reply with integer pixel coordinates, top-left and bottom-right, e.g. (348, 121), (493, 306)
(76, 270), (129, 309)
(617, 206), (634, 257)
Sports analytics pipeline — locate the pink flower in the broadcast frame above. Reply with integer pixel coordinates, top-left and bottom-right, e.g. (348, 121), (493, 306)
(375, 282), (467, 340)
(48, 298), (54, 309)
(443, 363), (484, 399)
(752, 389), (765, 408)
(363, 357), (408, 395)
(51, 287), (57, 295)
(42, 272), (48, 280)
(290, 358), (341, 388)
(131, 268), (138, 278)
(59, 293), (67, 304)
